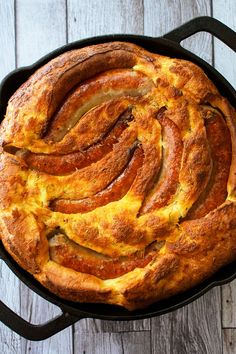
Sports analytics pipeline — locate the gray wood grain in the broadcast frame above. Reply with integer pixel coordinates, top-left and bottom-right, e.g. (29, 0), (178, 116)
(144, 0), (212, 64)
(213, 0), (236, 87)
(0, 0), (15, 79)
(222, 280), (236, 328)
(76, 317), (150, 333)
(213, 0), (236, 331)
(151, 289), (222, 354)
(67, 0), (144, 40)
(223, 329), (236, 354)
(0, 263), (21, 353)
(16, 0), (67, 66)
(74, 331), (151, 354)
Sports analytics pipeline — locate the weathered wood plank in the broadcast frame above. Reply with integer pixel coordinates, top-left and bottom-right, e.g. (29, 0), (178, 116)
(74, 331), (151, 354)
(151, 289), (222, 354)
(76, 317), (150, 333)
(0, 1), (21, 351)
(0, 0), (15, 80)
(144, 0), (212, 64)
(16, 0), (67, 65)
(222, 280), (236, 328)
(67, 0), (150, 339)
(67, 0), (143, 41)
(14, 1), (73, 352)
(0, 263), (21, 353)
(213, 0), (236, 88)
(223, 329), (236, 354)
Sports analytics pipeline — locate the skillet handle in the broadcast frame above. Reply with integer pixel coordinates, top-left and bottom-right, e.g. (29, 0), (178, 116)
(163, 16), (236, 52)
(0, 254), (80, 340)
(0, 300), (79, 341)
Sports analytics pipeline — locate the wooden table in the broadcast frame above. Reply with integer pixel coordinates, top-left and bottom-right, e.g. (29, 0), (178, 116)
(0, 1), (235, 353)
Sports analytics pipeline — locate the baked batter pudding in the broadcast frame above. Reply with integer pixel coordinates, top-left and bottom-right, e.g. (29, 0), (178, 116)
(0, 42), (236, 310)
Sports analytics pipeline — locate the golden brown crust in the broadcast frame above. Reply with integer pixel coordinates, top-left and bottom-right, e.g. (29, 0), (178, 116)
(0, 41), (236, 310)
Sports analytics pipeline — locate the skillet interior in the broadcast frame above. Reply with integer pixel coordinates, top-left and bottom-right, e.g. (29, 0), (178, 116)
(0, 34), (236, 320)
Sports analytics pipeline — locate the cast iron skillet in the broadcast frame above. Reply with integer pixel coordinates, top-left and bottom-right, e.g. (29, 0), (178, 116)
(0, 17), (236, 341)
